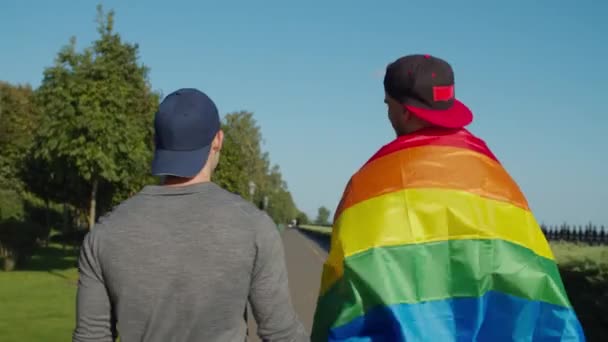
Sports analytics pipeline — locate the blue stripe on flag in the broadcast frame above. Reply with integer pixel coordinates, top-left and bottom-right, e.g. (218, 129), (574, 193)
(328, 291), (585, 342)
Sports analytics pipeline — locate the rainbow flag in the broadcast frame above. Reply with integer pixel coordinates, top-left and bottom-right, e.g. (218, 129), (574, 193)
(311, 128), (585, 341)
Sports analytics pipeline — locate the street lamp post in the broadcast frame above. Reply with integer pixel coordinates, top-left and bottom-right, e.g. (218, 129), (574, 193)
(263, 195), (269, 211)
(248, 181), (256, 201)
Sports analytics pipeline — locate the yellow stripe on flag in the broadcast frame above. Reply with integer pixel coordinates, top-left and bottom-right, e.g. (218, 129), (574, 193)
(320, 187), (552, 294)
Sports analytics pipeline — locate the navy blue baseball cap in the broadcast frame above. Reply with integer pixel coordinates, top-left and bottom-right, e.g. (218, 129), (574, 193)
(151, 88), (220, 178)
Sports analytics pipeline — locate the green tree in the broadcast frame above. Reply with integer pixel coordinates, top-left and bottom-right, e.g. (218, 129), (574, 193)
(266, 188), (298, 224)
(296, 212), (309, 225)
(213, 111), (268, 197)
(315, 206), (331, 226)
(0, 82), (39, 193)
(213, 111), (300, 224)
(32, 5), (159, 229)
(263, 165), (299, 223)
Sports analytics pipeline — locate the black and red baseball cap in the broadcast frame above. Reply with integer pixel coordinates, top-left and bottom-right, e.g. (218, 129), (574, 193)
(383, 54), (473, 128)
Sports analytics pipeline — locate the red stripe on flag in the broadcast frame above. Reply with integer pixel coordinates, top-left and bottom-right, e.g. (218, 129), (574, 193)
(365, 128), (499, 165)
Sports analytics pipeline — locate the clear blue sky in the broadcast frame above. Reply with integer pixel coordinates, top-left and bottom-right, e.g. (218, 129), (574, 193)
(1, 0), (607, 225)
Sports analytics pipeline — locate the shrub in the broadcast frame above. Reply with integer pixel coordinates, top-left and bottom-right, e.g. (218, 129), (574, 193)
(0, 218), (45, 271)
(0, 189), (24, 221)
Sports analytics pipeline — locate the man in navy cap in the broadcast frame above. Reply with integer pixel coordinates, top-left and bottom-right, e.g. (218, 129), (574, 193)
(73, 88), (308, 342)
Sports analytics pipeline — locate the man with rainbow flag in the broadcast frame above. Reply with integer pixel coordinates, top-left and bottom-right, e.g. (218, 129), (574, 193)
(311, 54), (586, 341)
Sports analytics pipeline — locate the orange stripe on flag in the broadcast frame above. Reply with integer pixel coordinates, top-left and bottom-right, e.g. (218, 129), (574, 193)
(335, 145), (529, 219)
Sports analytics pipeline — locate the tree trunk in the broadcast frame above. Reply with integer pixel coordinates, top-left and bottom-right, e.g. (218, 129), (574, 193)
(44, 198), (51, 247)
(88, 178), (98, 230)
(3, 254), (16, 272)
(62, 203), (68, 250)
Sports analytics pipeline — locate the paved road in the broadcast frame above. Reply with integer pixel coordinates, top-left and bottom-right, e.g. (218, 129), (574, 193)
(247, 228), (328, 341)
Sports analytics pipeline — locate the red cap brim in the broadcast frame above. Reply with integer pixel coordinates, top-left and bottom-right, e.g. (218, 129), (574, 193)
(405, 99), (473, 128)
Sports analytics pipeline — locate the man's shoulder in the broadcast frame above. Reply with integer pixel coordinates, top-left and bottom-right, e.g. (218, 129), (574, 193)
(197, 184), (277, 233)
(212, 185), (266, 213)
(85, 194), (142, 237)
(89, 183), (276, 235)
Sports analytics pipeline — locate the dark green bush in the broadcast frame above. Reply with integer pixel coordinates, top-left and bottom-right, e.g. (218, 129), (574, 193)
(0, 218), (45, 271)
(0, 189), (24, 221)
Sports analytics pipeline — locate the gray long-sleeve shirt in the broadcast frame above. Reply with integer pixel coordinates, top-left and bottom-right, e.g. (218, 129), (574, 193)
(73, 182), (308, 342)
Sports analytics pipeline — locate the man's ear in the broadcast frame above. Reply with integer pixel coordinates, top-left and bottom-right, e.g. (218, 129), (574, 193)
(402, 107), (412, 122)
(212, 130), (224, 152)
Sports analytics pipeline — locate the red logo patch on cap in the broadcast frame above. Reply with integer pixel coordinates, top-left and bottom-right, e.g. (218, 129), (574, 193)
(433, 85), (454, 102)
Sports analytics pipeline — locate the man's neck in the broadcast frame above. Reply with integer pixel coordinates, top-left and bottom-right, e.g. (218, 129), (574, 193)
(398, 125), (458, 138)
(162, 174), (211, 187)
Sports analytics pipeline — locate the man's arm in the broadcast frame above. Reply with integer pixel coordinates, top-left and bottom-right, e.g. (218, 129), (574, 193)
(73, 230), (115, 342)
(249, 216), (309, 342)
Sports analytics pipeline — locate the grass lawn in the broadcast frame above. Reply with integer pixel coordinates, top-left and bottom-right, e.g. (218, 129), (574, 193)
(298, 224), (332, 235)
(0, 245), (79, 342)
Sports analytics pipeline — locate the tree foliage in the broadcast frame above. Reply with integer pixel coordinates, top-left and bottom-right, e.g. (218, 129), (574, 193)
(0, 82), (39, 193)
(213, 111), (300, 223)
(31, 5), (159, 229)
(296, 211), (310, 225)
(315, 206), (331, 226)
(213, 111), (263, 196)
(1, 4), (301, 240)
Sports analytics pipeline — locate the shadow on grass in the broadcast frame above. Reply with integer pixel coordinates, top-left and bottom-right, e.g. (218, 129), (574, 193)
(19, 244), (79, 272)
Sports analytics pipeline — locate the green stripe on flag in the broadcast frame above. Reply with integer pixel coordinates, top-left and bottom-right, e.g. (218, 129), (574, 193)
(314, 238), (570, 331)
